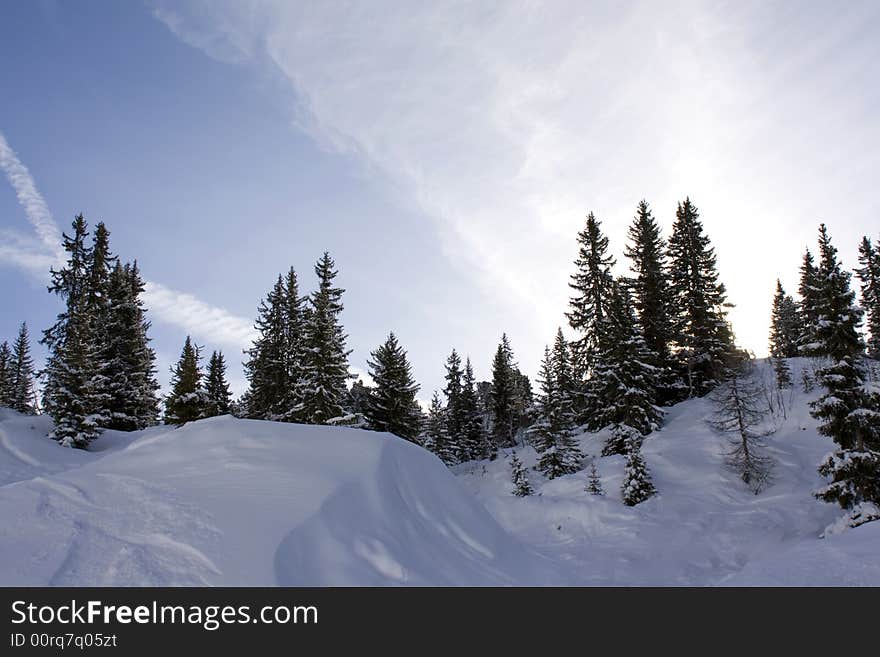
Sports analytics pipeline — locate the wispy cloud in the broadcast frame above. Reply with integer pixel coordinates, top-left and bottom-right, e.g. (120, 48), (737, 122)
(0, 130), (256, 351)
(151, 0), (880, 359)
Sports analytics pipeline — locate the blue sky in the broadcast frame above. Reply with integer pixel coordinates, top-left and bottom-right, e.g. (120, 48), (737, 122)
(2, 0), (879, 400)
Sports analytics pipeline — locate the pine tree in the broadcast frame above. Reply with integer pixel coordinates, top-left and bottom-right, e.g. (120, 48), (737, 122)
(667, 198), (734, 397)
(567, 212), (616, 417)
(509, 452), (532, 496)
(283, 267), (308, 420)
(244, 275), (289, 420)
(586, 459), (605, 495)
(528, 346), (583, 479)
(590, 281), (662, 454)
(459, 357), (488, 461)
(83, 222), (116, 428)
(299, 253), (352, 424)
(808, 224), (880, 530)
(797, 249), (823, 356)
(621, 431), (656, 505)
(0, 341), (12, 407)
(42, 215), (101, 447)
(443, 348), (465, 454)
(769, 279), (800, 388)
(9, 322), (36, 414)
(856, 236), (880, 358)
(423, 391), (455, 464)
(625, 200), (675, 402)
(490, 333), (518, 449)
(708, 357), (774, 494)
(204, 351), (232, 418)
(365, 332), (422, 442)
(164, 336), (208, 425)
(102, 261), (159, 430)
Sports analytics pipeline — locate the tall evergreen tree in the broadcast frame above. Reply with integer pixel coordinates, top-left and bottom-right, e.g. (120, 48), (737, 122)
(443, 348), (465, 451)
(624, 199), (675, 401)
(856, 236), (880, 359)
(527, 346), (583, 479)
(83, 222), (116, 428)
(567, 212), (615, 416)
(808, 224), (880, 530)
(459, 357), (488, 461)
(423, 392), (455, 464)
(365, 332), (422, 442)
(283, 267), (308, 419)
(299, 253), (352, 424)
(244, 275), (290, 421)
(0, 342), (12, 407)
(590, 281), (662, 454)
(666, 198), (734, 397)
(42, 215), (101, 447)
(490, 333), (518, 449)
(797, 248), (823, 356)
(769, 279), (800, 388)
(205, 351), (232, 418)
(9, 322), (36, 414)
(164, 336), (208, 425)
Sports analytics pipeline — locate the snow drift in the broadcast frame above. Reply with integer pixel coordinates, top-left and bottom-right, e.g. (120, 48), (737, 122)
(0, 410), (560, 586)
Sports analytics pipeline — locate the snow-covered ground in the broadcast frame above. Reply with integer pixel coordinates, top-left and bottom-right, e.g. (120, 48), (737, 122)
(0, 358), (877, 586)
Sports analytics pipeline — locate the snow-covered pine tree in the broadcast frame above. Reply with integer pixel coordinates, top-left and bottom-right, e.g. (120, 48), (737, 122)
(586, 459), (604, 495)
(856, 236), (880, 359)
(42, 215), (102, 447)
(591, 281), (662, 455)
(459, 357), (489, 461)
(797, 248), (823, 356)
(667, 198), (735, 398)
(365, 332), (422, 442)
(708, 357), (774, 494)
(164, 336), (208, 425)
(283, 266), (308, 421)
(808, 224), (880, 530)
(9, 322), (36, 414)
(443, 348), (465, 456)
(101, 261), (159, 430)
(621, 430), (657, 505)
(624, 199), (676, 403)
(82, 222), (116, 429)
(527, 345), (583, 479)
(422, 391), (455, 464)
(204, 351), (232, 418)
(0, 341), (11, 407)
(509, 451), (532, 496)
(769, 279), (800, 388)
(244, 275), (289, 421)
(567, 212), (616, 421)
(299, 253), (352, 425)
(490, 333), (518, 449)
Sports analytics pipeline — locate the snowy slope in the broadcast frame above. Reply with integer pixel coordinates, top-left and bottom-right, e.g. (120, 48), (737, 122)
(455, 358), (879, 586)
(0, 358), (877, 586)
(0, 411), (560, 586)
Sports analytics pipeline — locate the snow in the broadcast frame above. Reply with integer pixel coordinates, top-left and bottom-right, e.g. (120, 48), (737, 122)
(0, 358), (878, 586)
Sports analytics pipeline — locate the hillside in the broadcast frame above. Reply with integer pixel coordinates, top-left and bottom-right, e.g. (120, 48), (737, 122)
(0, 358), (877, 586)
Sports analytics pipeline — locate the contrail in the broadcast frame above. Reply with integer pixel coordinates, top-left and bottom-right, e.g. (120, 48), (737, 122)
(0, 130), (256, 349)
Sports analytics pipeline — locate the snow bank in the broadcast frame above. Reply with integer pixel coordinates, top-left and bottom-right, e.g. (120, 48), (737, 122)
(0, 413), (559, 586)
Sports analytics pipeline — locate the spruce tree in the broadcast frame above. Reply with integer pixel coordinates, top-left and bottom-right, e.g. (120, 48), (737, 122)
(509, 452), (532, 496)
(0, 341), (11, 407)
(586, 460), (605, 495)
(490, 333), (518, 449)
(205, 351), (232, 418)
(244, 275), (289, 421)
(299, 253), (352, 425)
(164, 336), (208, 425)
(102, 261), (159, 430)
(83, 222), (116, 428)
(667, 198), (734, 397)
(9, 322), (36, 414)
(797, 249), (823, 356)
(283, 267), (308, 420)
(809, 224), (880, 529)
(624, 200), (675, 401)
(769, 279), (800, 388)
(856, 236), (880, 359)
(527, 346), (583, 479)
(567, 212), (615, 417)
(591, 281), (662, 454)
(459, 357), (488, 461)
(423, 392), (455, 464)
(42, 215), (101, 447)
(443, 348), (465, 453)
(621, 432), (657, 506)
(365, 332), (422, 442)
